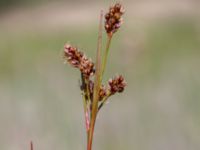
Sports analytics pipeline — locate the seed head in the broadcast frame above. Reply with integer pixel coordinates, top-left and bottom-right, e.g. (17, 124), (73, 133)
(105, 3), (125, 35)
(80, 56), (95, 78)
(64, 44), (83, 68)
(64, 44), (95, 78)
(108, 75), (126, 95)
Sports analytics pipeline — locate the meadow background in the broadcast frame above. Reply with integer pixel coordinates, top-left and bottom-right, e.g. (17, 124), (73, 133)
(0, 0), (200, 150)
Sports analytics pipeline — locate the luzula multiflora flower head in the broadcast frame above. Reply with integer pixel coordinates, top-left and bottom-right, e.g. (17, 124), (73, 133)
(108, 75), (126, 95)
(64, 44), (95, 78)
(87, 75), (126, 103)
(105, 3), (124, 35)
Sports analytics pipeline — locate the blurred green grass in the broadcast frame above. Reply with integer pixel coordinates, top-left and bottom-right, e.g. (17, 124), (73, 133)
(0, 17), (200, 150)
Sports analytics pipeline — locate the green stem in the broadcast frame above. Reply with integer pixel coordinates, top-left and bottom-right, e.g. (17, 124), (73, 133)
(88, 10), (103, 150)
(82, 81), (89, 146)
(82, 92), (90, 141)
(98, 93), (111, 111)
(101, 34), (112, 82)
(85, 79), (91, 109)
(98, 99), (107, 112)
(80, 74), (90, 144)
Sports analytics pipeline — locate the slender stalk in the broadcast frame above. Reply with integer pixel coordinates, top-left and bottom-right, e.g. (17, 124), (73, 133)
(101, 33), (113, 82)
(80, 74), (90, 145)
(98, 94), (110, 112)
(85, 79), (91, 143)
(30, 141), (33, 150)
(82, 90), (90, 140)
(88, 10), (103, 150)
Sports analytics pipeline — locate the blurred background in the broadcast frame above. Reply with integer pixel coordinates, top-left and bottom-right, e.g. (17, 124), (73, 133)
(0, 0), (200, 150)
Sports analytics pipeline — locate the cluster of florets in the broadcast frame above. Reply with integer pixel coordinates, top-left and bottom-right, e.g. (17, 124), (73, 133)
(108, 75), (126, 94)
(87, 76), (126, 102)
(64, 44), (95, 78)
(105, 3), (124, 35)
(98, 75), (126, 100)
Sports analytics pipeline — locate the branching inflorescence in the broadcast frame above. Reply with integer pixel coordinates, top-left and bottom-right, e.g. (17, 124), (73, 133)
(63, 3), (126, 150)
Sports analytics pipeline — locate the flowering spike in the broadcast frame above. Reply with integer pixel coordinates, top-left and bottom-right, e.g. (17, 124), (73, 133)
(108, 75), (126, 95)
(64, 44), (83, 68)
(105, 3), (125, 35)
(64, 44), (95, 78)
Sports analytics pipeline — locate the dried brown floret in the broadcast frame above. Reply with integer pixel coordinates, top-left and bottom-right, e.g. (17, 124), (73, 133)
(105, 3), (125, 35)
(108, 75), (126, 95)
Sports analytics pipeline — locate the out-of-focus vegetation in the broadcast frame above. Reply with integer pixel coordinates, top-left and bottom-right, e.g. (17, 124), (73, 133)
(0, 1), (200, 150)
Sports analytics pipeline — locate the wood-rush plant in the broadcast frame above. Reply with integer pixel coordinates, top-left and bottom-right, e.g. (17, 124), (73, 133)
(63, 3), (126, 150)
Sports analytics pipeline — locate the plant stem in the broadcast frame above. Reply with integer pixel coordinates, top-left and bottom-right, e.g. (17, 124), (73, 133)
(30, 141), (33, 150)
(101, 33), (112, 82)
(87, 10), (103, 150)
(85, 79), (91, 143)
(98, 94), (110, 112)
(81, 82), (89, 144)
(80, 73), (90, 146)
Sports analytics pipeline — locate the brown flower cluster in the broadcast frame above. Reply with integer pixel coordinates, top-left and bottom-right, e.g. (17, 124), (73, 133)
(108, 75), (126, 95)
(87, 75), (126, 103)
(105, 3), (124, 35)
(64, 44), (95, 78)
